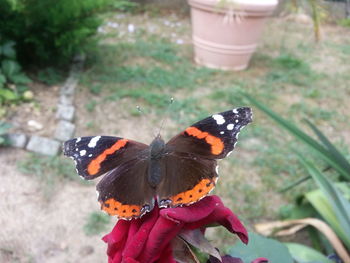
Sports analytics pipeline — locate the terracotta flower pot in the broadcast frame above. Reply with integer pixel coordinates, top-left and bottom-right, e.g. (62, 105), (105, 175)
(187, 0), (278, 71)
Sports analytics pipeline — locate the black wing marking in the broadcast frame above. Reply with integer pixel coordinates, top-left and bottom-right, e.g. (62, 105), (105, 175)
(63, 136), (148, 179)
(166, 107), (252, 159)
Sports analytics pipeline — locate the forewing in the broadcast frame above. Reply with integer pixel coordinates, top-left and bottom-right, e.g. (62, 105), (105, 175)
(63, 136), (148, 179)
(97, 158), (156, 220)
(166, 107), (252, 159)
(157, 152), (218, 208)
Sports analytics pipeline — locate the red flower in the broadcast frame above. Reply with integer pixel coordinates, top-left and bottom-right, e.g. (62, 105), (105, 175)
(103, 195), (248, 263)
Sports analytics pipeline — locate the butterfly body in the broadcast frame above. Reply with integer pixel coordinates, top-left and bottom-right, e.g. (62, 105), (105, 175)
(64, 107), (252, 220)
(148, 136), (166, 188)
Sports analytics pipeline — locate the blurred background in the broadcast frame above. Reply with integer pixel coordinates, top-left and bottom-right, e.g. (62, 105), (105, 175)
(0, 0), (349, 262)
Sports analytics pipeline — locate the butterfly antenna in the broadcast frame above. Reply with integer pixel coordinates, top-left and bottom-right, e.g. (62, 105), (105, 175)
(157, 97), (174, 137)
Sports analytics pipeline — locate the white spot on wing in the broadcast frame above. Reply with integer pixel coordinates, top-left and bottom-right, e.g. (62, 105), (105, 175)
(215, 165), (219, 174)
(232, 108), (238, 114)
(212, 114), (225, 125)
(227, 150), (233, 157)
(80, 150), (86, 156)
(76, 137), (81, 143)
(220, 131), (224, 135)
(235, 119), (239, 123)
(227, 124), (234, 130)
(88, 154), (92, 157)
(88, 136), (101, 148)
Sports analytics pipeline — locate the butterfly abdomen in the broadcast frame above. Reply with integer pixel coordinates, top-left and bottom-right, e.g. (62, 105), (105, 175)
(148, 136), (166, 188)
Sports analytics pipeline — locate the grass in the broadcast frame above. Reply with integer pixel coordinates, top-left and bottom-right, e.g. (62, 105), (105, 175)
(83, 212), (110, 236)
(75, 11), (350, 225)
(17, 153), (90, 201)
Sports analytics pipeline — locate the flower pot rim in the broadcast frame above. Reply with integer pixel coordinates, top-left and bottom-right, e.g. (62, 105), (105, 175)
(189, 0), (278, 6)
(188, 0), (278, 13)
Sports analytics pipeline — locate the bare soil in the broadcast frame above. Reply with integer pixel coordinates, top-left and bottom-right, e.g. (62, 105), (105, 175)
(0, 149), (110, 263)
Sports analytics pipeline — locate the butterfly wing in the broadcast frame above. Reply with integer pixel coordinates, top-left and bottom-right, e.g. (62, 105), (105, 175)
(157, 152), (218, 208)
(158, 107), (252, 207)
(64, 136), (155, 219)
(63, 136), (148, 179)
(96, 158), (156, 220)
(166, 107), (252, 159)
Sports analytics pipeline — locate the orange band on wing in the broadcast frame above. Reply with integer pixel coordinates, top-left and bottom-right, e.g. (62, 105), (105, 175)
(87, 139), (128, 175)
(170, 178), (216, 206)
(185, 127), (224, 155)
(101, 198), (142, 218)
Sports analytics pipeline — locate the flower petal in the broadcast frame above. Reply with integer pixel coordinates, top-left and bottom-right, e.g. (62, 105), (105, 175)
(138, 215), (183, 262)
(123, 206), (159, 259)
(103, 195), (248, 262)
(103, 219), (130, 262)
(161, 196), (248, 244)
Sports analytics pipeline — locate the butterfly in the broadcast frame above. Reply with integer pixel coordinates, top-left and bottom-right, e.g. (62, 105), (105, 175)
(63, 107), (252, 220)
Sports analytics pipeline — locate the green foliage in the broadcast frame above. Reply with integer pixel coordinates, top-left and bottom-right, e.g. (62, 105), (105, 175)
(0, 38), (31, 105)
(85, 100), (97, 112)
(245, 94), (350, 253)
(83, 212), (110, 236)
(266, 54), (318, 87)
(338, 18), (350, 27)
(285, 243), (333, 263)
(112, 0), (139, 12)
(82, 38), (214, 123)
(0, 121), (11, 145)
(0, 0), (113, 66)
(302, 162), (350, 249)
(37, 67), (66, 85)
(229, 232), (294, 263)
(245, 93), (350, 181)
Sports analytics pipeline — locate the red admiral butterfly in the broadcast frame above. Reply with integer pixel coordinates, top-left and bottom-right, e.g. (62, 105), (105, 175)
(63, 107), (252, 220)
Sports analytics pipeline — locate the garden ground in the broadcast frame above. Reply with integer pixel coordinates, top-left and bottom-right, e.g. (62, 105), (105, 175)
(1, 6), (350, 262)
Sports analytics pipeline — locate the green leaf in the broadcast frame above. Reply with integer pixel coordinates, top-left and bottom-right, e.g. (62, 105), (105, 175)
(337, 183), (350, 198)
(304, 119), (350, 176)
(304, 158), (350, 230)
(279, 175), (311, 192)
(244, 93), (350, 180)
(0, 88), (18, 101)
(300, 158), (350, 248)
(0, 41), (16, 59)
(0, 121), (12, 135)
(284, 242), (333, 263)
(229, 232), (293, 263)
(9, 73), (31, 84)
(1, 60), (21, 77)
(306, 190), (348, 246)
(0, 73), (6, 87)
(280, 203), (317, 220)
